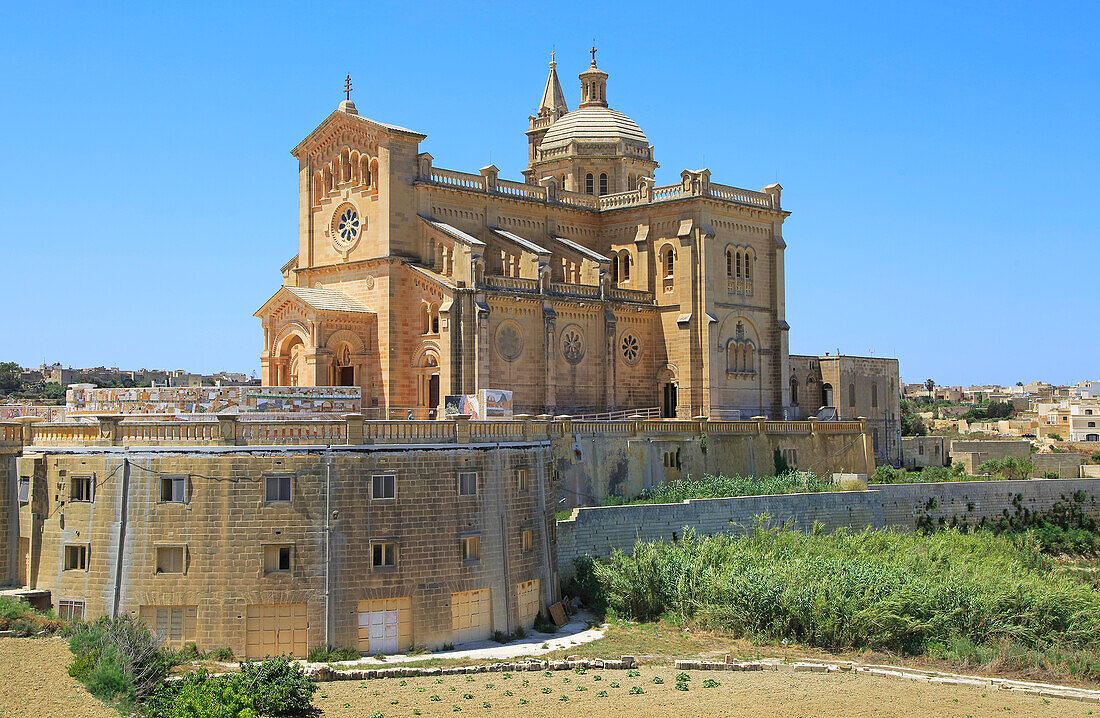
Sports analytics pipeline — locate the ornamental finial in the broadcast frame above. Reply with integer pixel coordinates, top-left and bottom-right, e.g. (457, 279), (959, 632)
(344, 74), (352, 101)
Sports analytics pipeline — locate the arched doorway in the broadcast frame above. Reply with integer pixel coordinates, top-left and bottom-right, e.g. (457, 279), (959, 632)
(821, 382), (834, 408)
(415, 350), (440, 419)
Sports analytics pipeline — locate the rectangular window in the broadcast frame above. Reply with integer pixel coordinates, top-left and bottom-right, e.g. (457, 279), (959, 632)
(371, 475), (396, 500)
(160, 476), (186, 503)
(458, 472), (478, 496)
(70, 476), (93, 502)
(263, 544), (293, 573)
(460, 535), (481, 562)
(918, 444), (924, 455)
(58, 600), (85, 622)
(372, 542), (396, 567)
(64, 544), (88, 571)
(155, 546), (186, 574)
(264, 475), (292, 503)
(18, 478), (29, 504)
(521, 529), (534, 553)
(516, 468), (530, 493)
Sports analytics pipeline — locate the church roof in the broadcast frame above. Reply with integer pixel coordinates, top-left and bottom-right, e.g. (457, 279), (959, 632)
(539, 105), (649, 149)
(283, 287), (371, 313)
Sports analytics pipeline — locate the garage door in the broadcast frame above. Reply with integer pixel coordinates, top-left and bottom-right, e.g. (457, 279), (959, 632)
(358, 598), (412, 655)
(516, 580), (540, 627)
(245, 604), (307, 659)
(451, 589), (491, 645)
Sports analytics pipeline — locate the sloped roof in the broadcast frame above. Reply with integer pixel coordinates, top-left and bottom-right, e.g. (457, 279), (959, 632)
(422, 217), (485, 247)
(493, 228), (551, 255)
(284, 287), (371, 313)
(551, 235), (609, 263)
(538, 62), (568, 116)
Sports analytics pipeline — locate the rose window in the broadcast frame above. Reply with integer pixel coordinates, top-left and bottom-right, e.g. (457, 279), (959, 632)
(336, 207), (360, 242)
(561, 327), (584, 364)
(620, 333), (640, 365)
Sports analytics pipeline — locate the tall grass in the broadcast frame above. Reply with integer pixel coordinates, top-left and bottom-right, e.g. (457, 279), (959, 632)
(585, 524), (1100, 677)
(603, 473), (850, 506)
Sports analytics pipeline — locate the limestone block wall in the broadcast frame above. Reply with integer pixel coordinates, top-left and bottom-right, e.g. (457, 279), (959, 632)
(15, 443), (557, 655)
(1031, 453), (1083, 478)
(553, 421), (873, 508)
(556, 478), (1100, 573)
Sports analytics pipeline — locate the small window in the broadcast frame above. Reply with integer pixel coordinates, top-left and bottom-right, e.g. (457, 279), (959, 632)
(372, 542), (396, 567)
(461, 536), (481, 561)
(70, 476), (93, 502)
(585, 172), (594, 195)
(160, 476), (186, 503)
(371, 475), (396, 500)
(263, 544), (293, 573)
(264, 475), (292, 503)
(521, 529), (534, 553)
(1090, 422), (1096, 428)
(516, 468), (530, 493)
(64, 544), (88, 571)
(871, 383), (879, 408)
(918, 444), (924, 455)
(18, 478), (29, 504)
(664, 249), (674, 278)
(458, 472), (478, 496)
(599, 172), (608, 196)
(58, 600), (85, 622)
(155, 546), (185, 574)
(849, 384), (857, 408)
(1087, 409), (1094, 415)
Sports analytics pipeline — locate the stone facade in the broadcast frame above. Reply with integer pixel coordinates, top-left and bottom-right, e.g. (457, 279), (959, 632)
(789, 354), (901, 464)
(900, 436), (946, 470)
(255, 56), (796, 420)
(13, 444), (555, 656)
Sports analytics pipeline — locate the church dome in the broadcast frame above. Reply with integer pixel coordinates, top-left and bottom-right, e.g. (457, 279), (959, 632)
(538, 105), (649, 150)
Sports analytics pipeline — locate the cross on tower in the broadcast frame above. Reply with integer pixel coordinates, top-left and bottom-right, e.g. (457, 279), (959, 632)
(590, 43), (597, 64)
(344, 75), (352, 101)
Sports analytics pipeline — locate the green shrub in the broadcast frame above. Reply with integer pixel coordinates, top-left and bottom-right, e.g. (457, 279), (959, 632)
(605, 473), (838, 505)
(772, 447), (789, 476)
(307, 646), (360, 662)
(67, 616), (172, 704)
(591, 524), (1100, 671)
(1091, 452), (1100, 465)
(209, 647), (235, 661)
(8, 619), (38, 637)
(147, 657), (318, 718)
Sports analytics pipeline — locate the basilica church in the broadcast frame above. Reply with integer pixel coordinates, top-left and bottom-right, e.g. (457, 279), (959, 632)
(255, 52), (872, 427)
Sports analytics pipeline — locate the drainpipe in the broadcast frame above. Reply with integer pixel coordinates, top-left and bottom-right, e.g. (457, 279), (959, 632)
(324, 452), (333, 649)
(111, 458), (130, 618)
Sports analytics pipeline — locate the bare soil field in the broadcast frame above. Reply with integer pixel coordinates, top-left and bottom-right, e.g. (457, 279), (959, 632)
(0, 637), (117, 718)
(314, 665), (1095, 718)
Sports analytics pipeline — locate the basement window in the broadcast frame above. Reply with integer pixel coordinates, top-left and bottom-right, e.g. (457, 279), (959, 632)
(58, 600), (85, 622)
(371, 475), (396, 500)
(263, 544), (293, 573)
(372, 542), (397, 568)
(516, 468), (530, 493)
(460, 535), (481, 562)
(160, 476), (186, 503)
(64, 544), (88, 571)
(70, 476), (94, 502)
(155, 546), (186, 574)
(264, 475), (292, 503)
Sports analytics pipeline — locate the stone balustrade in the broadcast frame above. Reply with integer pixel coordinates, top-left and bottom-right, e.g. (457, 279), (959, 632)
(421, 163), (779, 213)
(483, 275), (540, 293)
(4, 415), (866, 449)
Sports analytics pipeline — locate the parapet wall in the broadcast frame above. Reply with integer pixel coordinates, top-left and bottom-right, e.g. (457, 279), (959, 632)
(556, 478), (1100, 572)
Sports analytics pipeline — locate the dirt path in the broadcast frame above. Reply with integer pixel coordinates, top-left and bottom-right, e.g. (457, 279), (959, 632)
(0, 637), (117, 718)
(315, 665), (1092, 717)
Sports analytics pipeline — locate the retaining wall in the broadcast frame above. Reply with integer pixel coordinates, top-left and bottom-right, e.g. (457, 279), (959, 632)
(556, 478), (1100, 572)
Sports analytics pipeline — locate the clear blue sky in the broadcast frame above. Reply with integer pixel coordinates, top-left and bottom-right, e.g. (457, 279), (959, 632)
(2, 1), (1097, 386)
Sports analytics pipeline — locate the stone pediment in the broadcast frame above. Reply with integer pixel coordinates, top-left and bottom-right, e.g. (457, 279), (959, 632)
(255, 286), (374, 322)
(292, 108), (426, 164)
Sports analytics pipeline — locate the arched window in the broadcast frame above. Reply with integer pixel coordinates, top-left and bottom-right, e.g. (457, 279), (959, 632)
(736, 251), (742, 278)
(726, 249), (733, 278)
(628, 174), (636, 191)
(849, 383), (856, 407)
(663, 247), (674, 278)
(421, 304), (431, 335)
(790, 377), (799, 405)
(620, 251), (630, 280)
(871, 383), (879, 408)
(585, 173), (594, 195)
(599, 173), (608, 195)
(745, 343), (754, 373)
(744, 251), (752, 281)
(431, 306), (440, 334)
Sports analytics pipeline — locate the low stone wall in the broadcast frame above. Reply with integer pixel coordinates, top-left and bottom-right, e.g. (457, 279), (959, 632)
(1031, 453), (1083, 478)
(556, 478), (1100, 572)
